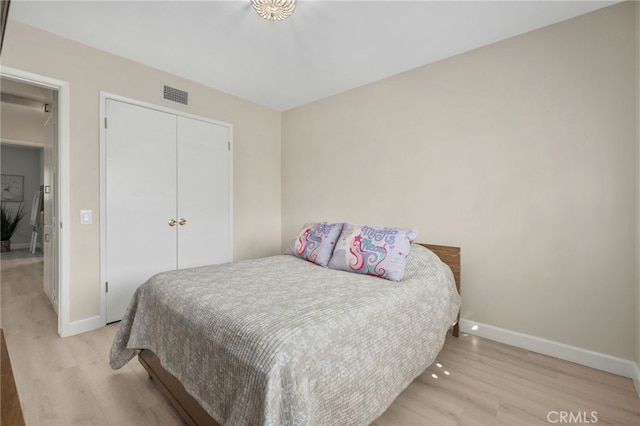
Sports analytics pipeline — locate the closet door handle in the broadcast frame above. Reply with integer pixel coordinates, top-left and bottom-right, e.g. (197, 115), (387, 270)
(168, 219), (177, 227)
(178, 218), (187, 226)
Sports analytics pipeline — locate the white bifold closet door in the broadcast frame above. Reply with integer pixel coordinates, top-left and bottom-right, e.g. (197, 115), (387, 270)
(104, 99), (230, 323)
(176, 116), (230, 269)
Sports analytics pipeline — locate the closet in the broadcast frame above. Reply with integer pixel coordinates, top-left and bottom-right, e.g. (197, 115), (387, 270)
(103, 98), (231, 323)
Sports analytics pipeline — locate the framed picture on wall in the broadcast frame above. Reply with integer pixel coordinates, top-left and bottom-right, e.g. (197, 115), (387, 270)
(1, 174), (24, 202)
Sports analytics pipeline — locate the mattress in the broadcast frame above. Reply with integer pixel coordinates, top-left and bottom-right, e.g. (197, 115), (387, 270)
(110, 243), (460, 425)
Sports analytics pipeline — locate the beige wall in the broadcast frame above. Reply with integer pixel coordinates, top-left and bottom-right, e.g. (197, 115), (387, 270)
(2, 21), (282, 322)
(283, 2), (637, 360)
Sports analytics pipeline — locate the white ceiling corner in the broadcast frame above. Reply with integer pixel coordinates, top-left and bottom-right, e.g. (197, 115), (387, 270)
(7, 0), (620, 111)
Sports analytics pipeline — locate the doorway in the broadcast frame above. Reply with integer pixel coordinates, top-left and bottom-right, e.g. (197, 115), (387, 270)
(0, 67), (69, 336)
(1, 77), (57, 312)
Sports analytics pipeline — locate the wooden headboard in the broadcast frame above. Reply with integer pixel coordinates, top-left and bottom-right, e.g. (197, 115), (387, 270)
(418, 243), (460, 337)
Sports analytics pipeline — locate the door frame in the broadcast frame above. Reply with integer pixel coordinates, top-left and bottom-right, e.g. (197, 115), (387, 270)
(99, 92), (234, 325)
(1, 66), (71, 337)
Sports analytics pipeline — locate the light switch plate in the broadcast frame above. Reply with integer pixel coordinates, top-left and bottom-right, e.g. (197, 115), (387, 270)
(80, 210), (92, 225)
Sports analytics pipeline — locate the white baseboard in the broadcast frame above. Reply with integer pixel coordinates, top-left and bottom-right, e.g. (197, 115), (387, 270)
(61, 315), (103, 338)
(459, 319), (640, 398)
(634, 364), (640, 398)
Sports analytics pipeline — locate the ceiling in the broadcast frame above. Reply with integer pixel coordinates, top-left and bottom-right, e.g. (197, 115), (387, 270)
(7, 0), (619, 111)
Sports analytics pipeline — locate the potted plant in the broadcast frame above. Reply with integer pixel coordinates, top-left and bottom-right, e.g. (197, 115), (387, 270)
(0, 203), (27, 252)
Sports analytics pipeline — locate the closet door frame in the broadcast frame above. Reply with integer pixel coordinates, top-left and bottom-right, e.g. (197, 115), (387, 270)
(98, 92), (233, 326)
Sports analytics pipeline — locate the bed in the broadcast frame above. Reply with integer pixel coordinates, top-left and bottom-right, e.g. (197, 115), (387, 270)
(110, 242), (461, 426)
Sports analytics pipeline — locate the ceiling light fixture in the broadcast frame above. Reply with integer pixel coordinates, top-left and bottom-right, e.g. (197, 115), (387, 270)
(251, 0), (296, 21)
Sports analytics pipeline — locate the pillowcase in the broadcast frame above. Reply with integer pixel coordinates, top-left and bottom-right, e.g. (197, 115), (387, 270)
(328, 224), (418, 281)
(285, 222), (344, 267)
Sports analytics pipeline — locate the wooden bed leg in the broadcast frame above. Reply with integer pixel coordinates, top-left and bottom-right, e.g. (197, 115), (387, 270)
(452, 309), (460, 337)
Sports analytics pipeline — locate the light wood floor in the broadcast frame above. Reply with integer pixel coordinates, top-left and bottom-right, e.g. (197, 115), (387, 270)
(2, 254), (639, 425)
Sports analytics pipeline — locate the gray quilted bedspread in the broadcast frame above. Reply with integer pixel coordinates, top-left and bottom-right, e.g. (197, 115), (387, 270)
(110, 244), (460, 425)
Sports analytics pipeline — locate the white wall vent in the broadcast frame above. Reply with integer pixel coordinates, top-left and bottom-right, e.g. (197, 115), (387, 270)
(163, 85), (189, 106)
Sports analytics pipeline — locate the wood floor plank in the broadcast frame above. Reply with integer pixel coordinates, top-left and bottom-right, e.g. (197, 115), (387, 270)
(31, 365), (108, 425)
(77, 360), (183, 426)
(2, 254), (639, 426)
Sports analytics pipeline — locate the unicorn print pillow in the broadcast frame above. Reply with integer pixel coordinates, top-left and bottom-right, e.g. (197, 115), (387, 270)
(285, 222), (344, 267)
(328, 224), (418, 281)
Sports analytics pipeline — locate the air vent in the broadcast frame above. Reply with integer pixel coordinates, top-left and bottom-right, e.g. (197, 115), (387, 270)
(163, 85), (189, 106)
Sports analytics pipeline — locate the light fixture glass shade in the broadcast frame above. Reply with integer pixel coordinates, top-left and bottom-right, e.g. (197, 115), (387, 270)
(251, 0), (296, 21)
